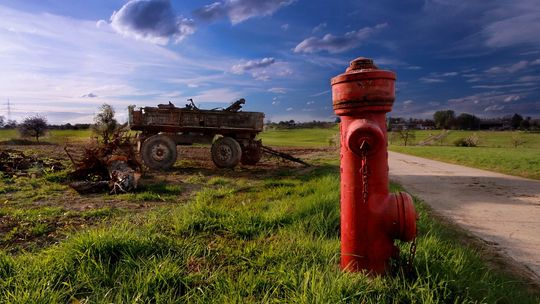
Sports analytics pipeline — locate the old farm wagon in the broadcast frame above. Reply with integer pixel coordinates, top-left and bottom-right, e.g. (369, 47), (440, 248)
(128, 98), (265, 169)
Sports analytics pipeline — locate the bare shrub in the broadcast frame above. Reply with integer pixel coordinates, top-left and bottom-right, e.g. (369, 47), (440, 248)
(18, 115), (48, 142)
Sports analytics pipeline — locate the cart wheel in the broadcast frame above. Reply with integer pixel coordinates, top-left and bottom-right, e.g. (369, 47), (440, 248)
(241, 143), (262, 165)
(141, 134), (177, 170)
(211, 137), (242, 168)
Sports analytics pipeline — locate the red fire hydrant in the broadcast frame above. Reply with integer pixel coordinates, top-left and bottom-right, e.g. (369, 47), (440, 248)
(331, 57), (417, 275)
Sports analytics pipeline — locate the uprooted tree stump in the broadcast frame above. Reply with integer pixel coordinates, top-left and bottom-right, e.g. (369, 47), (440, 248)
(65, 130), (142, 194)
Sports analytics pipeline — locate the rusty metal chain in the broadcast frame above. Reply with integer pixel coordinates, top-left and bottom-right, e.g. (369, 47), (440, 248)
(359, 140), (370, 204)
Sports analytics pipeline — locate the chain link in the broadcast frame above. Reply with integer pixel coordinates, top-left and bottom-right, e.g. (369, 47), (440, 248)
(407, 237), (417, 275)
(359, 141), (369, 204)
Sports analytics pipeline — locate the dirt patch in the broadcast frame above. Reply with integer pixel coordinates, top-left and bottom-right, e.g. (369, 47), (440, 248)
(0, 149), (64, 175)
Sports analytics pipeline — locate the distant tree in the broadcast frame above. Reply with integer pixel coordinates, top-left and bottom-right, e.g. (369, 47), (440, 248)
(511, 134), (527, 148)
(0, 115), (4, 128)
(18, 115), (48, 142)
(433, 110), (455, 129)
(4, 119), (17, 129)
(456, 113), (480, 130)
(397, 128), (416, 146)
(511, 113), (523, 130)
(92, 104), (118, 144)
(519, 118), (530, 130)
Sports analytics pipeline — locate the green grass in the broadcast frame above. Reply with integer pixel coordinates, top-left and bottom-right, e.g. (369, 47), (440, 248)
(389, 130), (540, 179)
(0, 129), (92, 144)
(260, 127), (339, 147)
(390, 130), (540, 149)
(1, 127), (539, 302)
(0, 167), (538, 303)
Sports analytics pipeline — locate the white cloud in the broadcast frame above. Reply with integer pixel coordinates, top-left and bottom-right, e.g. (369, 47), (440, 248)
(486, 60), (529, 74)
(294, 23), (387, 53)
(420, 77), (445, 83)
(483, 3), (540, 48)
(81, 93), (98, 98)
(532, 59), (540, 65)
(517, 75), (540, 82)
(232, 57), (275, 74)
(419, 71), (459, 83)
(186, 88), (244, 104)
(503, 95), (521, 102)
(194, 0), (296, 24)
(306, 101), (315, 105)
(403, 100), (414, 105)
(484, 104), (505, 112)
(281, 23), (289, 31)
(110, 0), (195, 45)
(310, 90), (330, 97)
(286, 107), (293, 111)
(312, 22), (327, 33)
(268, 87), (287, 94)
(231, 58), (292, 81)
(471, 83), (536, 89)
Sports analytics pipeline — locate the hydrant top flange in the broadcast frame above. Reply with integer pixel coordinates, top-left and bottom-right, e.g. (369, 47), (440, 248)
(346, 57), (377, 72)
(331, 57), (396, 115)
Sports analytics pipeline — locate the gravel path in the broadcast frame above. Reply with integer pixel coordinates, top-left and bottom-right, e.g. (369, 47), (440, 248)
(388, 151), (540, 284)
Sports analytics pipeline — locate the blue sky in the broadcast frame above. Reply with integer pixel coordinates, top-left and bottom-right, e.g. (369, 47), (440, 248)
(0, 0), (539, 124)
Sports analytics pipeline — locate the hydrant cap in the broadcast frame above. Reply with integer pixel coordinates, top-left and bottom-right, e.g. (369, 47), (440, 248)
(346, 57), (378, 72)
(331, 56), (396, 114)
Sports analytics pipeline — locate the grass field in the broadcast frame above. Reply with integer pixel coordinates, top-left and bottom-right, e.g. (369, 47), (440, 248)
(0, 129), (92, 144)
(1, 128), (539, 302)
(388, 130), (540, 180)
(260, 127), (339, 147)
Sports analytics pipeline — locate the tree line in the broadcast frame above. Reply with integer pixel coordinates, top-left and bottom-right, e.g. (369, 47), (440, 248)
(0, 104), (119, 143)
(390, 110), (539, 131)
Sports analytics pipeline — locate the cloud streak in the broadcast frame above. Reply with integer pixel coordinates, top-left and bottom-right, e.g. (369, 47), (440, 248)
(231, 57), (276, 74)
(294, 23), (387, 54)
(194, 0), (296, 24)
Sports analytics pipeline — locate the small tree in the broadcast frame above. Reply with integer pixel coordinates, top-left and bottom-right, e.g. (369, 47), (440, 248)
(0, 115), (4, 128)
(511, 134), (527, 148)
(18, 115), (48, 142)
(92, 104), (118, 144)
(397, 128), (416, 146)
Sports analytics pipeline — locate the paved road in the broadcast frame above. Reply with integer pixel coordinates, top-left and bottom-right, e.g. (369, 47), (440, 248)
(388, 151), (540, 284)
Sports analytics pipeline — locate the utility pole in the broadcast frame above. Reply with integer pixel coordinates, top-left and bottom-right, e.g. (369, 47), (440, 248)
(6, 99), (11, 121)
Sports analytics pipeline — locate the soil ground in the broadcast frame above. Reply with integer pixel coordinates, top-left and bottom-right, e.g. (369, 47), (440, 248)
(388, 151), (540, 286)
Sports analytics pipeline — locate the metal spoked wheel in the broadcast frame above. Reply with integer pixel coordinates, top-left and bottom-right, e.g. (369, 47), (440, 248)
(211, 137), (242, 168)
(140, 134), (177, 170)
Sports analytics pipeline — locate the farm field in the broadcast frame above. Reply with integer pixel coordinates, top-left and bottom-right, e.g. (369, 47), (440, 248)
(1, 129), (539, 302)
(260, 126), (339, 147)
(388, 130), (540, 180)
